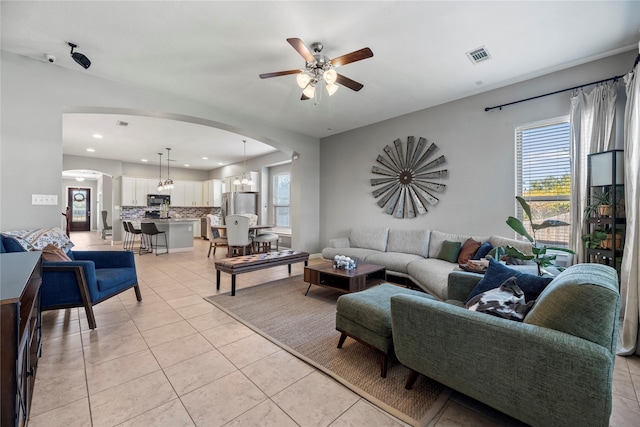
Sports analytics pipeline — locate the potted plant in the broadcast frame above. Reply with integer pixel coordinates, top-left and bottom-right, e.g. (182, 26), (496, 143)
(584, 190), (612, 219)
(582, 229), (608, 249)
(601, 228), (624, 250)
(505, 197), (575, 276)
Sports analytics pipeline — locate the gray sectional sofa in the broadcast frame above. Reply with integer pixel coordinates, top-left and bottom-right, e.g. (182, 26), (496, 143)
(322, 226), (532, 300)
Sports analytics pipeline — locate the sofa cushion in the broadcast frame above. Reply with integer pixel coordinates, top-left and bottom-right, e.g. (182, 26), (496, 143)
(0, 234), (28, 253)
(465, 258), (552, 304)
(321, 247), (381, 262)
(407, 258), (460, 300)
(365, 252), (423, 274)
(429, 230), (488, 259)
(386, 229), (430, 257)
(524, 263), (620, 350)
(437, 240), (462, 263)
(457, 238), (481, 264)
(488, 235), (532, 255)
(349, 227), (389, 252)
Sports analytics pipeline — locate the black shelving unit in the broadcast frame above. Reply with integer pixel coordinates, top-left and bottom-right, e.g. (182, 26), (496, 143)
(585, 149), (625, 275)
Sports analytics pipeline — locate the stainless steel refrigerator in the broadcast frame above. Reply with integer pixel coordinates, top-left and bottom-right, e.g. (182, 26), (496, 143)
(222, 192), (258, 218)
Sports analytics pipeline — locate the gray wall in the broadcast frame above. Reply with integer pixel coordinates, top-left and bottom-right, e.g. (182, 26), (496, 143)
(319, 50), (636, 246)
(1, 51), (320, 252)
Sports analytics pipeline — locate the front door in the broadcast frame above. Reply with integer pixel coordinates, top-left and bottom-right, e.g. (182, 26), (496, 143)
(68, 187), (91, 231)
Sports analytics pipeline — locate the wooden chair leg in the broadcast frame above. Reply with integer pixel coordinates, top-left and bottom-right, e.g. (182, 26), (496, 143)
(405, 369), (419, 389)
(208, 242), (213, 258)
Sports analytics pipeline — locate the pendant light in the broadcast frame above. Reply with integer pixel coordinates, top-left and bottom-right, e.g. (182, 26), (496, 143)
(163, 147), (174, 190)
(237, 140), (254, 186)
(156, 152), (164, 192)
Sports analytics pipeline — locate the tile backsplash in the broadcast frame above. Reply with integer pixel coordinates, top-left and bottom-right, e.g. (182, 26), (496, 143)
(120, 206), (221, 220)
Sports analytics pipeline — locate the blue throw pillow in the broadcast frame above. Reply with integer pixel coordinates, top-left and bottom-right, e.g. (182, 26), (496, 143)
(464, 258), (552, 304)
(472, 241), (493, 260)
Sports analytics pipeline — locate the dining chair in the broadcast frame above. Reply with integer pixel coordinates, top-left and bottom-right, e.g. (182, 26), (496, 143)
(253, 232), (279, 253)
(225, 215), (253, 257)
(207, 214), (228, 257)
(140, 222), (168, 255)
(101, 210), (113, 239)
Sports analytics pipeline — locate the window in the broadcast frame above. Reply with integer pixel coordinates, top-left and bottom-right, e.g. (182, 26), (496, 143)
(272, 172), (290, 228)
(515, 117), (571, 247)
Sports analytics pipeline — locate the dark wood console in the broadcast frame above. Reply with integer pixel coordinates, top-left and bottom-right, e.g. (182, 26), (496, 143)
(1, 252), (43, 427)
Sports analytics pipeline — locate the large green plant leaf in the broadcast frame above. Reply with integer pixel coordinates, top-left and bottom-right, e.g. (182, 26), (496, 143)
(531, 219), (570, 231)
(505, 245), (535, 260)
(506, 216), (534, 242)
(515, 196), (532, 222)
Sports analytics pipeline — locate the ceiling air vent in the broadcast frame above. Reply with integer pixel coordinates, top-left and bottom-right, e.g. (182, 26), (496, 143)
(116, 120), (129, 127)
(466, 46), (492, 64)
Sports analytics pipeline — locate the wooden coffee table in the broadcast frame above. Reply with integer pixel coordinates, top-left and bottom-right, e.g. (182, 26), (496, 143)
(303, 262), (386, 295)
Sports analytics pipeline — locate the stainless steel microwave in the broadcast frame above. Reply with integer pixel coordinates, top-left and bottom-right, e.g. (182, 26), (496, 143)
(147, 194), (171, 206)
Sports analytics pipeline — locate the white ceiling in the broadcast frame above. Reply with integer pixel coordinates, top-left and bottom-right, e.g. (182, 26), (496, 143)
(2, 1), (639, 172)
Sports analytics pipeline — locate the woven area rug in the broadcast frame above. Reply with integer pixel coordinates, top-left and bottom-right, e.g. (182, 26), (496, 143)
(204, 276), (449, 427)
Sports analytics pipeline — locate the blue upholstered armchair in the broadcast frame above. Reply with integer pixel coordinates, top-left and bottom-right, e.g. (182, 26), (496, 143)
(1, 234), (141, 329)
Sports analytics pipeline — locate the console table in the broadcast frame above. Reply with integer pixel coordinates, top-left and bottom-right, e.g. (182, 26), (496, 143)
(1, 252), (43, 427)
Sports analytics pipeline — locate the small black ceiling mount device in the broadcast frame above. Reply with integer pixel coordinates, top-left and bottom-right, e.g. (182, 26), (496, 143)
(68, 42), (91, 69)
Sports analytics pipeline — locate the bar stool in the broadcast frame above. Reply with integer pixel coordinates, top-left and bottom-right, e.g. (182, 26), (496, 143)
(140, 222), (168, 255)
(122, 221), (131, 250)
(126, 221), (144, 253)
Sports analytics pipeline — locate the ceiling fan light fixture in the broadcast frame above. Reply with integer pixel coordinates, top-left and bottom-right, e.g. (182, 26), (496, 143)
(303, 83), (316, 99)
(326, 82), (339, 96)
(296, 73), (311, 89)
(323, 68), (337, 84)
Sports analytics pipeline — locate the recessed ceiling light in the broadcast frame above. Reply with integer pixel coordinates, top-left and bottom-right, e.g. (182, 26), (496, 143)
(184, 164), (190, 167)
(218, 162), (224, 165)
(141, 159), (148, 162)
(86, 148), (95, 152)
(92, 133), (103, 139)
(202, 157), (208, 160)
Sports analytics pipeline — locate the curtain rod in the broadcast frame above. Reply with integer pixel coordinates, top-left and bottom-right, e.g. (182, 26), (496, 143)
(484, 73), (625, 112)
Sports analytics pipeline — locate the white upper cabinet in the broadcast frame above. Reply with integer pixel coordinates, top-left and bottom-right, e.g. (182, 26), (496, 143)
(171, 181), (203, 206)
(203, 179), (223, 207)
(121, 177), (157, 206)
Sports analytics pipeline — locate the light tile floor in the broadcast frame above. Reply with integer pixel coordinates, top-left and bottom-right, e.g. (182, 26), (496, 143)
(29, 232), (640, 426)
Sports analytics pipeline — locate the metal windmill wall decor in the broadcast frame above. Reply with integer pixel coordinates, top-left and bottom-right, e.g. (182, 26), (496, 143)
(371, 136), (448, 218)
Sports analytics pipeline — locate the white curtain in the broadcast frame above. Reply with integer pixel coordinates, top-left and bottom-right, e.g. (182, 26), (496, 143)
(618, 59), (640, 355)
(569, 84), (618, 260)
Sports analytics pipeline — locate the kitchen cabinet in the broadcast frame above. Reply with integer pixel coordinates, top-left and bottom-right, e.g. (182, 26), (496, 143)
(203, 179), (223, 207)
(1, 252), (42, 427)
(171, 181), (203, 206)
(225, 172), (259, 193)
(121, 177), (158, 206)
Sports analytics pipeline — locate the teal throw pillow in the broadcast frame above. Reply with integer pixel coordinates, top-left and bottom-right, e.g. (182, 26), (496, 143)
(464, 258), (552, 304)
(437, 240), (462, 263)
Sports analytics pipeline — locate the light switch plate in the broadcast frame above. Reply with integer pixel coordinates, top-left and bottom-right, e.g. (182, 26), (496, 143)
(32, 194), (58, 205)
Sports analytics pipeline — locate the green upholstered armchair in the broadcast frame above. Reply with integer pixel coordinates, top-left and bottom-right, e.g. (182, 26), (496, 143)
(390, 263), (620, 427)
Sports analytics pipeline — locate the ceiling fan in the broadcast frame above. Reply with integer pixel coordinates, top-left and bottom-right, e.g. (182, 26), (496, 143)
(259, 38), (373, 101)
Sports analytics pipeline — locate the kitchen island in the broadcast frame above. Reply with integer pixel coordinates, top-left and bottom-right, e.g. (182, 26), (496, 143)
(137, 218), (199, 253)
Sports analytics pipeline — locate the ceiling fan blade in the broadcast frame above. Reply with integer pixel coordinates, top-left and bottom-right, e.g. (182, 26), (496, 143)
(259, 69), (301, 79)
(301, 93), (310, 101)
(331, 47), (373, 67)
(287, 38), (315, 63)
(336, 74), (364, 92)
